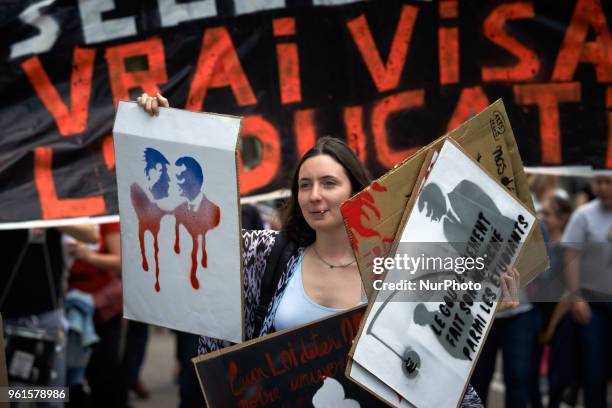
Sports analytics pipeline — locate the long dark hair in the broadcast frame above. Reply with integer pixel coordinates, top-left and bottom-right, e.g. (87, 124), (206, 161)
(280, 136), (371, 246)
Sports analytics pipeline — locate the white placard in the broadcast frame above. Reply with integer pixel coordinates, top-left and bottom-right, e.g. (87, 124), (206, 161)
(113, 101), (243, 342)
(351, 139), (536, 407)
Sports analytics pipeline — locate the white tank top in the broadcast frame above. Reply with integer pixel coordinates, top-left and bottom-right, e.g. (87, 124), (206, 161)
(273, 256), (344, 332)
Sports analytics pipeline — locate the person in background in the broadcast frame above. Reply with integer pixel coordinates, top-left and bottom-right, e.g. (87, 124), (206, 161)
(470, 285), (541, 407)
(174, 330), (205, 408)
(121, 320), (150, 400)
(66, 222), (127, 408)
(254, 201), (283, 230)
(241, 204), (264, 230)
(575, 183), (596, 208)
(1, 225), (97, 408)
(470, 176), (564, 407)
(538, 195), (574, 328)
(536, 194), (579, 408)
(172, 204), (266, 408)
(528, 174), (561, 212)
(561, 174), (612, 408)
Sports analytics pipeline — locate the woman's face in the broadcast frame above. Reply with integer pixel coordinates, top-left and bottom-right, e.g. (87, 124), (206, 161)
(539, 198), (563, 234)
(297, 154), (353, 233)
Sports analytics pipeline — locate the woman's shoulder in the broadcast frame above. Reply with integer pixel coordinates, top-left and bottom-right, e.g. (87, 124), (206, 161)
(241, 229), (304, 265)
(241, 229), (282, 257)
(242, 229), (280, 238)
(242, 229), (281, 245)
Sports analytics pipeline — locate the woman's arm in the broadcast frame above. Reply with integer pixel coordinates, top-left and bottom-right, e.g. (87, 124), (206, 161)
(564, 248), (591, 324)
(539, 299), (570, 343)
(69, 232), (121, 276)
(198, 229), (279, 354)
(497, 267), (520, 313)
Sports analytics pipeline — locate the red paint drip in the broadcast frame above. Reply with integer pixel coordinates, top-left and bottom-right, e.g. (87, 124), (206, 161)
(173, 195), (221, 290)
(131, 184), (221, 291)
(342, 192), (383, 254)
(131, 183), (167, 292)
(342, 182), (395, 254)
(370, 182), (387, 192)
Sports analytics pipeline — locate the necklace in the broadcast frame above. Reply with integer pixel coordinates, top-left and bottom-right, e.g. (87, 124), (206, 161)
(312, 246), (356, 269)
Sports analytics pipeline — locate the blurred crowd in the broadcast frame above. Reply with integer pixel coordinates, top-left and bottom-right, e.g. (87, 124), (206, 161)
(1, 174), (611, 408)
(0, 202), (278, 408)
(469, 173), (612, 408)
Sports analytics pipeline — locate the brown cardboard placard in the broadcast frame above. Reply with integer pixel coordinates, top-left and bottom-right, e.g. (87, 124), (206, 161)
(342, 149), (435, 408)
(342, 99), (547, 300)
(345, 137), (538, 407)
(384, 149), (437, 268)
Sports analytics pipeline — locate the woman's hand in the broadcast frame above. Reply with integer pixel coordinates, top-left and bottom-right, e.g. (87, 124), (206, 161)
(498, 267), (520, 312)
(570, 300), (592, 325)
(136, 92), (169, 116)
(67, 241), (92, 262)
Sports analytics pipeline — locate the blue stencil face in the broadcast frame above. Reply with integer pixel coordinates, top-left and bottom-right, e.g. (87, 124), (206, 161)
(143, 147), (170, 200)
(175, 156), (204, 202)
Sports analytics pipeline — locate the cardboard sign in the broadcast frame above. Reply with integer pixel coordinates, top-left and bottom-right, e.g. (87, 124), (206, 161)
(348, 139), (537, 407)
(342, 99), (548, 299)
(113, 101), (244, 342)
(348, 361), (415, 408)
(193, 306), (388, 408)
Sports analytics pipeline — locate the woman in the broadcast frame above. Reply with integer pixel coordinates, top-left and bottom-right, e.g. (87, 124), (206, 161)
(66, 222), (127, 407)
(537, 195), (579, 408)
(537, 194), (573, 335)
(137, 93), (519, 406)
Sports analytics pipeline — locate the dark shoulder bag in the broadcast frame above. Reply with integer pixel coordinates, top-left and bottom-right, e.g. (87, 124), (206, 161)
(252, 232), (297, 337)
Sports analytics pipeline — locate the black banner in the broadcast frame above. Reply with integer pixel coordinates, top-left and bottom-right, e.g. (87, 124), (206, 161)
(1, 0), (611, 224)
(193, 306), (387, 407)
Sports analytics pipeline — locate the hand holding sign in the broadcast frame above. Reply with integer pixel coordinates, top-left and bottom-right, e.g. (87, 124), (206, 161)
(136, 92), (169, 116)
(498, 267), (520, 312)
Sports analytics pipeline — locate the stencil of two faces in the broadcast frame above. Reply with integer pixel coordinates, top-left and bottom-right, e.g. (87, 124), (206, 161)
(143, 148), (205, 211)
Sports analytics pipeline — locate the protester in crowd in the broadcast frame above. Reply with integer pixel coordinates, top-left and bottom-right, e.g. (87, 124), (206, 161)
(121, 320), (150, 400)
(470, 176), (565, 407)
(528, 174), (565, 212)
(470, 282), (541, 407)
(535, 194), (581, 407)
(66, 222), (127, 408)
(575, 183), (596, 208)
(561, 174), (612, 408)
(174, 330), (205, 408)
(256, 201), (282, 230)
(538, 195), (574, 328)
(137, 93), (521, 407)
(241, 203), (265, 230)
(1, 225), (97, 408)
